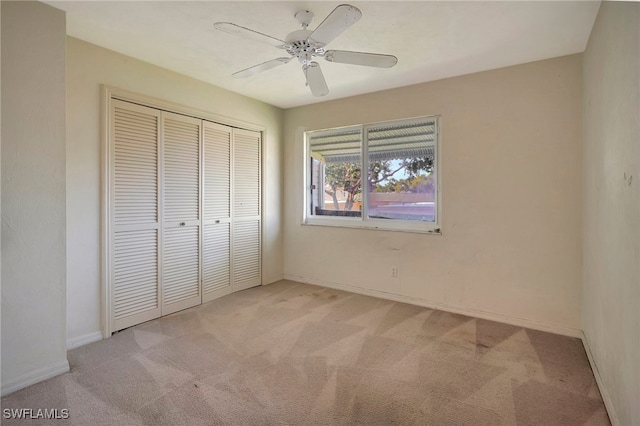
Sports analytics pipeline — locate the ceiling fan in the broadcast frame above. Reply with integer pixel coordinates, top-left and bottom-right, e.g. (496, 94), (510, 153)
(214, 4), (398, 97)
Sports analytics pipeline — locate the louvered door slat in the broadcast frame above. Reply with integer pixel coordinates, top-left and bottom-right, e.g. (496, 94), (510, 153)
(163, 116), (200, 222)
(233, 220), (261, 290)
(113, 229), (159, 321)
(113, 104), (158, 227)
(204, 123), (231, 221)
(163, 227), (200, 309)
(233, 130), (260, 218)
(114, 286), (158, 304)
(203, 223), (231, 297)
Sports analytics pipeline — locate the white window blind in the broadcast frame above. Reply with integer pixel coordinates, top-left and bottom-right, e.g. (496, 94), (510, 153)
(305, 116), (440, 233)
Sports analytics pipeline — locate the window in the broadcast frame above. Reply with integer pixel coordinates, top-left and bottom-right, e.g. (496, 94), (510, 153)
(304, 116), (440, 233)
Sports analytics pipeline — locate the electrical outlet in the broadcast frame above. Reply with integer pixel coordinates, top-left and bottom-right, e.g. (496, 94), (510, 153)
(391, 266), (399, 278)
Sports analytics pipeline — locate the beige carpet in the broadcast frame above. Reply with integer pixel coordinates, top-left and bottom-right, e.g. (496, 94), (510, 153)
(2, 280), (609, 425)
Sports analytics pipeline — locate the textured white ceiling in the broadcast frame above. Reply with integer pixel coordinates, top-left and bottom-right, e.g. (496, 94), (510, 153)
(47, 1), (600, 109)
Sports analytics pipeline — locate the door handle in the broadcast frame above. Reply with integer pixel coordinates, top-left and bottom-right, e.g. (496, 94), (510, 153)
(179, 222), (186, 226)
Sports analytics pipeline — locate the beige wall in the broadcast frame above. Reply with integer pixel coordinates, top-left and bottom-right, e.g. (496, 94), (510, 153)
(1, 1), (68, 394)
(283, 54), (583, 334)
(582, 2), (640, 425)
(66, 37), (284, 347)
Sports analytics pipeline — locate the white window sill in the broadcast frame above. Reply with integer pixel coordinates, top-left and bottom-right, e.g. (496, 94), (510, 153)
(302, 217), (441, 235)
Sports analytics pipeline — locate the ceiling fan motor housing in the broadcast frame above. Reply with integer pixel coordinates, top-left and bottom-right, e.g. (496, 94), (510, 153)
(284, 29), (324, 64)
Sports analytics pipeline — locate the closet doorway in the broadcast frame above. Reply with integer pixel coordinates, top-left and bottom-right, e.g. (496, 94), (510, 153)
(102, 88), (262, 335)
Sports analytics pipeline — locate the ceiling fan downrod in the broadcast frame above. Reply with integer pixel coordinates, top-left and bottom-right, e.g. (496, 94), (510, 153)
(294, 10), (314, 29)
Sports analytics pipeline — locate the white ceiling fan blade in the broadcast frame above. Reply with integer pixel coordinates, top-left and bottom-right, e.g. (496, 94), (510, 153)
(324, 50), (398, 68)
(308, 4), (362, 46)
(233, 57), (291, 78)
(305, 62), (329, 97)
(214, 22), (285, 48)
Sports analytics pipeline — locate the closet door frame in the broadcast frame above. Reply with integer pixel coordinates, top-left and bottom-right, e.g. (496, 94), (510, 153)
(101, 86), (266, 338)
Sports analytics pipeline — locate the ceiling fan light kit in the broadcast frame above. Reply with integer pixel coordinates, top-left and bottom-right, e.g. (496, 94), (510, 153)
(214, 4), (398, 97)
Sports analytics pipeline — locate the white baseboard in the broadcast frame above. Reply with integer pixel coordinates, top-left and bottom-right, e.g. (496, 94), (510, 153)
(283, 274), (583, 338)
(66, 331), (103, 350)
(1, 360), (70, 397)
(581, 332), (619, 426)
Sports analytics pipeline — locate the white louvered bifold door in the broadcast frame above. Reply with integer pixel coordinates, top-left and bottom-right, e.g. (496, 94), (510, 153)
(161, 112), (202, 315)
(111, 100), (162, 331)
(202, 121), (232, 303)
(232, 129), (262, 291)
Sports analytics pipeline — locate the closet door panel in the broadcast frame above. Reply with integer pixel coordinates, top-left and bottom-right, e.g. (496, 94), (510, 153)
(202, 122), (232, 302)
(232, 129), (261, 291)
(113, 229), (159, 329)
(113, 104), (159, 226)
(161, 113), (201, 314)
(163, 115), (200, 224)
(111, 100), (161, 331)
(203, 123), (231, 221)
(162, 227), (200, 314)
(233, 129), (261, 219)
(203, 222), (231, 301)
(232, 220), (261, 291)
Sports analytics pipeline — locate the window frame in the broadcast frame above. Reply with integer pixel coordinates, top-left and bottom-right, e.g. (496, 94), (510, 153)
(303, 115), (441, 234)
